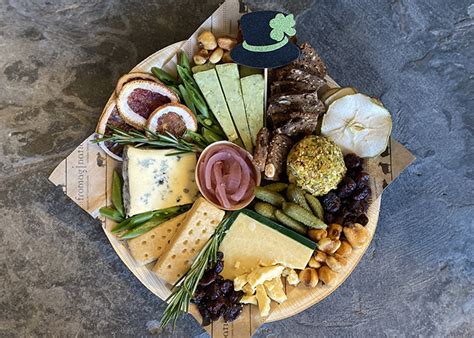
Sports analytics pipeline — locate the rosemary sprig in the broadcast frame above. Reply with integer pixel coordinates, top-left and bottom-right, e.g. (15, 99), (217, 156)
(93, 125), (208, 155)
(160, 215), (232, 328)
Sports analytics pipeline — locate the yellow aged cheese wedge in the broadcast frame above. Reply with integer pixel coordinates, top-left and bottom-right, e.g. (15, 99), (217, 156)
(219, 210), (316, 280)
(264, 277), (287, 304)
(152, 197), (225, 285)
(240, 294), (258, 305)
(255, 285), (271, 317)
(233, 273), (248, 291)
(127, 213), (187, 266)
(242, 283), (255, 296)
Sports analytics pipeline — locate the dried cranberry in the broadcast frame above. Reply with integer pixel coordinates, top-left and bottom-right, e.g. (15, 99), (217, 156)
(223, 303), (243, 322)
(324, 212), (335, 224)
(199, 307), (211, 326)
(216, 251), (224, 261)
(322, 192), (341, 213)
(199, 270), (217, 286)
(337, 177), (357, 198)
(343, 216), (357, 227)
(347, 200), (366, 216)
(355, 172), (369, 188)
(356, 214), (369, 226)
(228, 290), (244, 303)
(352, 186), (371, 201)
(192, 286), (207, 304)
(221, 280), (233, 295)
(208, 297), (225, 315)
(207, 283), (222, 300)
(215, 260), (224, 274)
(344, 154), (362, 170)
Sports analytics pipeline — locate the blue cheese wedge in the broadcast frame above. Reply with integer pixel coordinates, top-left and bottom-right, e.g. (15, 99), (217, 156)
(216, 63), (253, 152)
(241, 74), (265, 146)
(152, 197), (225, 285)
(122, 147), (199, 217)
(127, 213), (187, 266)
(193, 69), (240, 144)
(219, 210), (316, 280)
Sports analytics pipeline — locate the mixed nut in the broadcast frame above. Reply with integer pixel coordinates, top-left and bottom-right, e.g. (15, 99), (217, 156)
(194, 31), (237, 65)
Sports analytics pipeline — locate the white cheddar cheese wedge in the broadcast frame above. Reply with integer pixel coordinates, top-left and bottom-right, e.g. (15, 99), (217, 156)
(264, 277), (287, 304)
(127, 213), (187, 266)
(152, 197), (225, 285)
(255, 285), (271, 317)
(122, 147), (199, 217)
(219, 210), (316, 280)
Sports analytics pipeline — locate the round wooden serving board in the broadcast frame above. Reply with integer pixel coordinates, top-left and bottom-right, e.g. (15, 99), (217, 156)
(110, 42), (380, 323)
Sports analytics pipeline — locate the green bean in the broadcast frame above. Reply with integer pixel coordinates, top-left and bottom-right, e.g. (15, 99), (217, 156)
(282, 202), (327, 229)
(274, 209), (307, 235)
(111, 218), (132, 233)
(202, 128), (223, 144)
(286, 184), (311, 211)
(254, 202), (277, 220)
(120, 216), (171, 240)
(254, 186), (286, 207)
(184, 79), (209, 117)
(263, 182), (288, 192)
(177, 65), (198, 88)
(151, 67), (179, 86)
(111, 170), (124, 217)
(178, 50), (192, 73)
(99, 207), (124, 222)
(305, 193), (324, 220)
(178, 84), (196, 114)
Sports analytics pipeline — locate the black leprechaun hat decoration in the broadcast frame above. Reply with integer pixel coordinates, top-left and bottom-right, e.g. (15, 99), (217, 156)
(231, 11), (300, 69)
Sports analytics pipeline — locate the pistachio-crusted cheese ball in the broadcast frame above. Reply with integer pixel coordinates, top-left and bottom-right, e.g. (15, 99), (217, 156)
(287, 136), (346, 196)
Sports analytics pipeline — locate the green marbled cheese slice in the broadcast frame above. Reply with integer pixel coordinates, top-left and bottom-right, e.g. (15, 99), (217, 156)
(241, 74), (265, 147)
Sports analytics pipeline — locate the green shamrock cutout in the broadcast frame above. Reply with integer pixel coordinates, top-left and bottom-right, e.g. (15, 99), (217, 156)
(269, 13), (296, 42)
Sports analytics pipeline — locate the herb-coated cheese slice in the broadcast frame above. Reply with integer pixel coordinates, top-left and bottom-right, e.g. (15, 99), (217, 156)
(241, 74), (265, 147)
(219, 209), (316, 280)
(216, 63), (253, 152)
(127, 213), (187, 266)
(193, 69), (240, 143)
(122, 147), (199, 217)
(152, 197), (225, 285)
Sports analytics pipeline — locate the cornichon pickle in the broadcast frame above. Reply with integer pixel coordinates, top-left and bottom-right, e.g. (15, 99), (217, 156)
(286, 184), (311, 211)
(282, 202), (327, 229)
(263, 182), (288, 192)
(254, 186), (286, 207)
(274, 209), (307, 235)
(305, 193), (325, 220)
(254, 202), (277, 220)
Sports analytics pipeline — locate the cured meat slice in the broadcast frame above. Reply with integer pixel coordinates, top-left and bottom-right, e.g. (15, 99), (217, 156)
(115, 72), (162, 96)
(96, 97), (134, 161)
(117, 80), (179, 130)
(145, 103), (197, 137)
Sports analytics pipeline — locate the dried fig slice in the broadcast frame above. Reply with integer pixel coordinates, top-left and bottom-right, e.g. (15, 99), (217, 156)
(96, 97), (133, 161)
(117, 80), (179, 130)
(115, 72), (161, 96)
(145, 102), (197, 137)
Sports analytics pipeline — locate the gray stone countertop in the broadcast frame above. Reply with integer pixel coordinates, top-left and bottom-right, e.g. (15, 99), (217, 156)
(1, 0), (472, 336)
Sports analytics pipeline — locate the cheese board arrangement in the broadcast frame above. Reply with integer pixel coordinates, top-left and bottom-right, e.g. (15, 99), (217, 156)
(49, 1), (414, 336)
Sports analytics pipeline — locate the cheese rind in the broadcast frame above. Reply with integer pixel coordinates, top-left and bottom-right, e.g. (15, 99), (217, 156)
(241, 74), (265, 146)
(193, 69), (240, 143)
(152, 197), (225, 285)
(219, 210), (316, 280)
(123, 147), (199, 217)
(216, 63), (253, 152)
(127, 213), (187, 266)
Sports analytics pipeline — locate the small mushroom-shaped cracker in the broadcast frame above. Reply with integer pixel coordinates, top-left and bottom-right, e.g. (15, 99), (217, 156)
(343, 223), (370, 248)
(299, 268), (319, 288)
(217, 36), (237, 50)
(308, 228), (327, 242)
(308, 257), (321, 269)
(197, 31), (217, 50)
(209, 47), (224, 64)
(221, 50), (233, 63)
(314, 250), (327, 263)
(336, 240), (353, 257)
(193, 49), (209, 65)
(319, 266), (338, 286)
(327, 223), (343, 240)
(317, 237), (341, 255)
